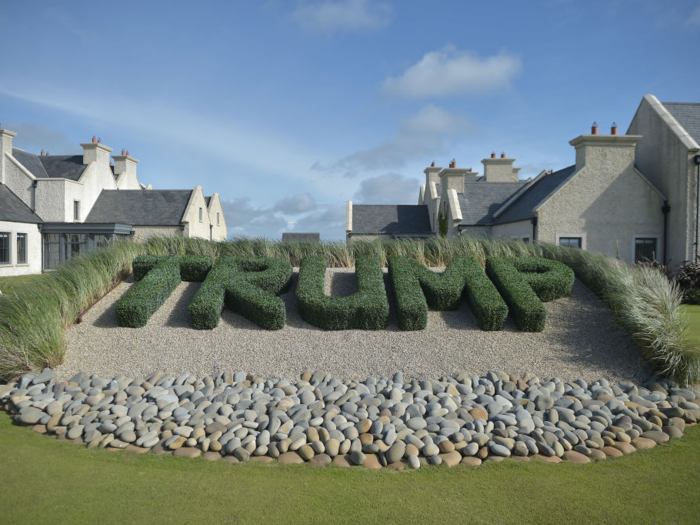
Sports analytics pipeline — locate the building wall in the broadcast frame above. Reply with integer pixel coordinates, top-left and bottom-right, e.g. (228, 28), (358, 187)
(537, 148), (665, 264)
(491, 220), (533, 241)
(182, 188), (212, 240)
(4, 157), (35, 209)
(73, 162), (118, 220)
(0, 221), (42, 277)
(34, 180), (66, 222)
(628, 95), (697, 268)
(207, 194), (228, 241)
(457, 225), (491, 238)
(131, 226), (182, 242)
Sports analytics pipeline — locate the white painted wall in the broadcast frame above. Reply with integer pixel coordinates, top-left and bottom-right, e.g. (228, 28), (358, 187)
(0, 221), (42, 277)
(207, 193), (228, 241)
(3, 155), (35, 209)
(182, 187), (212, 239)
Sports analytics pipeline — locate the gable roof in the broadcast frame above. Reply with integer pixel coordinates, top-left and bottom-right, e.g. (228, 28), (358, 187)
(12, 149), (87, 181)
(282, 232), (321, 242)
(457, 181), (528, 226)
(351, 205), (431, 235)
(0, 184), (43, 223)
(663, 102), (700, 146)
(85, 190), (192, 226)
(492, 166), (577, 225)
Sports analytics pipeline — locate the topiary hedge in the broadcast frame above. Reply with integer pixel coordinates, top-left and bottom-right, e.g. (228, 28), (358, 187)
(132, 255), (212, 282)
(116, 257), (182, 328)
(188, 256), (293, 330)
(485, 256), (574, 332)
(388, 256), (508, 331)
(296, 255), (389, 330)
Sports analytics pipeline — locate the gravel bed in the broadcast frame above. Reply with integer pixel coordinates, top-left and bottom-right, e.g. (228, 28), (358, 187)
(57, 269), (647, 383)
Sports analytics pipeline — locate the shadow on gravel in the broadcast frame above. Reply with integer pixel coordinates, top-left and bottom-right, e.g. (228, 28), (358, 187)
(165, 282), (200, 328)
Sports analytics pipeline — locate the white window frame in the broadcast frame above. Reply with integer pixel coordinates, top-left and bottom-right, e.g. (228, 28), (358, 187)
(556, 233), (586, 250)
(16, 232), (28, 265)
(632, 234), (660, 263)
(73, 200), (81, 222)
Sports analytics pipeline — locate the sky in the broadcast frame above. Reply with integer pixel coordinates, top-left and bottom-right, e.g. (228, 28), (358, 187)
(1, 0), (699, 240)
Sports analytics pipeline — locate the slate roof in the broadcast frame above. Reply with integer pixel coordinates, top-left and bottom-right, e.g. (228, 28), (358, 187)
(457, 181), (528, 226)
(493, 166), (577, 225)
(282, 232), (321, 242)
(12, 149), (87, 181)
(351, 205), (431, 235)
(85, 190), (192, 226)
(0, 184), (43, 223)
(663, 102), (700, 146)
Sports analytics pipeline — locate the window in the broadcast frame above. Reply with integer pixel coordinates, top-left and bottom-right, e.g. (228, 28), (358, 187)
(73, 201), (80, 221)
(559, 237), (582, 248)
(43, 234), (61, 269)
(199, 207), (203, 222)
(521, 236), (530, 244)
(635, 237), (657, 263)
(94, 234), (112, 250)
(217, 212), (220, 226)
(16, 233), (27, 264)
(0, 233), (9, 264)
(65, 234), (88, 263)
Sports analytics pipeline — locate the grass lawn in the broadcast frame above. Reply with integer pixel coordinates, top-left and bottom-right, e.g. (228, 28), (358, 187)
(682, 304), (700, 348)
(0, 274), (45, 295)
(0, 412), (698, 524)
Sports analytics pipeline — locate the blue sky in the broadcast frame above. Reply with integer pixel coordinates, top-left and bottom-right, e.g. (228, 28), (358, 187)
(1, 0), (699, 240)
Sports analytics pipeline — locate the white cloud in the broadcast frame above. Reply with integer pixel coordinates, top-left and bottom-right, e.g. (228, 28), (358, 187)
(293, 203), (347, 231)
(403, 104), (470, 134)
(383, 47), (522, 99)
(353, 173), (419, 204)
(273, 192), (317, 214)
(312, 104), (470, 177)
(292, 0), (392, 33)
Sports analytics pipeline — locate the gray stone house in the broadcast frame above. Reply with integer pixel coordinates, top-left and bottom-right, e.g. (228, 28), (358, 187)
(347, 94), (700, 268)
(0, 125), (228, 277)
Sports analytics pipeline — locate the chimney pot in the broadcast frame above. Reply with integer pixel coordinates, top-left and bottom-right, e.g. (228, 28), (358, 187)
(92, 136), (96, 143)
(591, 122), (598, 135)
(430, 161), (435, 167)
(40, 149), (44, 156)
(611, 122), (618, 135)
(121, 148), (125, 155)
(449, 158), (456, 168)
(490, 152), (496, 159)
(46, 151), (50, 157)
(97, 137), (102, 144)
(501, 152), (506, 159)
(126, 150), (130, 157)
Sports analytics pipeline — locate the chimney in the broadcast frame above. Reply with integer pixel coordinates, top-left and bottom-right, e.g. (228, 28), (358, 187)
(0, 125), (17, 185)
(570, 128), (641, 171)
(449, 158), (456, 168)
(424, 162), (443, 190)
(439, 159), (471, 195)
(81, 137), (112, 165)
(40, 149), (45, 156)
(112, 149), (139, 183)
(591, 122), (598, 135)
(611, 122), (618, 135)
(482, 152), (520, 182)
(490, 152), (496, 159)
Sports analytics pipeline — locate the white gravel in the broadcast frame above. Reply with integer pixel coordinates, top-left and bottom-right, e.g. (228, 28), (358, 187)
(57, 269), (648, 383)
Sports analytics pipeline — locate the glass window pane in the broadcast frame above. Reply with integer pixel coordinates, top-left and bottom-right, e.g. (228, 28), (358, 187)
(559, 237), (582, 248)
(635, 238), (657, 263)
(16, 233), (27, 264)
(43, 233), (60, 269)
(0, 233), (9, 264)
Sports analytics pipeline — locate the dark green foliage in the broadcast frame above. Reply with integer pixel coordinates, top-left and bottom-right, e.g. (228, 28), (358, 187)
(132, 255), (212, 282)
(116, 258), (181, 328)
(507, 257), (575, 302)
(388, 256), (507, 331)
(296, 256), (389, 330)
(188, 256), (293, 330)
(485, 256), (572, 332)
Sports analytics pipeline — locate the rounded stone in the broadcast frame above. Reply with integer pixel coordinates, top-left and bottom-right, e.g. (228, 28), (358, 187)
(386, 441), (406, 464)
(469, 408), (488, 421)
(601, 446), (624, 457)
(298, 445), (315, 461)
(439, 451), (461, 467)
(562, 450), (590, 464)
(278, 452), (304, 465)
(460, 457), (482, 467)
(407, 455), (420, 469)
(631, 437), (656, 450)
(174, 448), (201, 459)
(350, 450), (366, 465)
(310, 454), (332, 467)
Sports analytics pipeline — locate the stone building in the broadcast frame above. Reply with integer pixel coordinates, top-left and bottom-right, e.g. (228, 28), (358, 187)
(0, 126), (227, 276)
(347, 94), (700, 268)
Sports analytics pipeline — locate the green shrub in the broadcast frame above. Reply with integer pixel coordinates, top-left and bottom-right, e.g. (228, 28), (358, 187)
(132, 255), (212, 282)
(116, 258), (181, 328)
(388, 256), (508, 331)
(296, 255), (389, 330)
(188, 256), (293, 330)
(507, 257), (575, 302)
(486, 257), (547, 332)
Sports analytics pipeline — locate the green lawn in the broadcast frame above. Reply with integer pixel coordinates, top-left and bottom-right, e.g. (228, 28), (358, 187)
(0, 274), (45, 295)
(682, 304), (700, 348)
(0, 412), (698, 524)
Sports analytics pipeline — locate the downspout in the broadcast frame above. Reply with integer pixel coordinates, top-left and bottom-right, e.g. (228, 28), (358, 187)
(531, 217), (538, 243)
(696, 155), (700, 262)
(662, 201), (670, 265)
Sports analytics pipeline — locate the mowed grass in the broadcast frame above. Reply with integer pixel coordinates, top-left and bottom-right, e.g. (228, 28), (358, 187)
(682, 305), (700, 348)
(0, 411), (698, 525)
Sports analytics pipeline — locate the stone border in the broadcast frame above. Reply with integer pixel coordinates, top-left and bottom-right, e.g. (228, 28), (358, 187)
(2, 368), (697, 469)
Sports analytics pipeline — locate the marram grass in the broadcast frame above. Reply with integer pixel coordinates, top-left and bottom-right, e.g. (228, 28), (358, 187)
(1, 235), (698, 385)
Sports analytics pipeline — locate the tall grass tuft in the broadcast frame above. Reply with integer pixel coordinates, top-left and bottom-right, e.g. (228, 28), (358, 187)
(1, 235), (698, 385)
